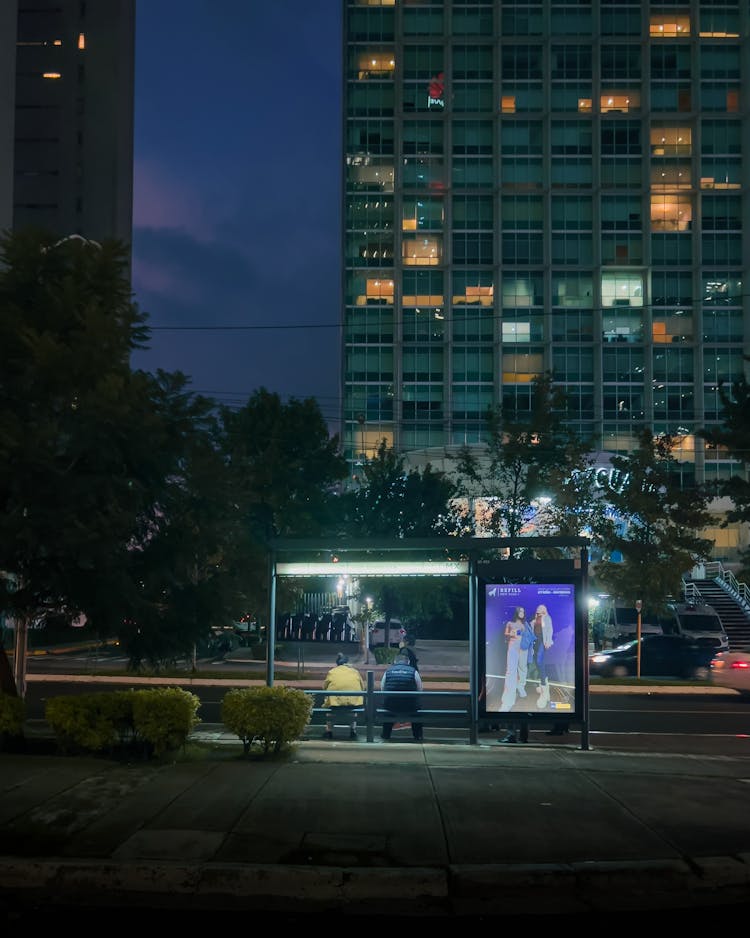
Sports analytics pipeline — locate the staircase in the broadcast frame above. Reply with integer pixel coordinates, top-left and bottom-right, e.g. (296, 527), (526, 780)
(684, 562), (750, 650)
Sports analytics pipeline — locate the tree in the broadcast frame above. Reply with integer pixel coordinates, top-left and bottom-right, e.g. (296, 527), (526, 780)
(353, 574), (467, 656)
(219, 389), (348, 625)
(342, 438), (463, 539)
(111, 373), (249, 671)
(0, 229), (189, 693)
(452, 374), (604, 555)
(339, 439), (464, 649)
(593, 431), (715, 616)
(698, 365), (750, 578)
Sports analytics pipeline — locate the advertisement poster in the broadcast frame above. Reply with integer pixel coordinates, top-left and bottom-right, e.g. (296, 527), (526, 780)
(482, 582), (577, 717)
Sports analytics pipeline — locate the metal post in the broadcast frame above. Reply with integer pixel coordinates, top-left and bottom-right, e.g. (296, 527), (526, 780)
(267, 552), (277, 687)
(366, 670), (375, 742)
(468, 553), (478, 745)
(635, 598), (642, 679)
(580, 546), (591, 751)
(12, 617), (28, 700)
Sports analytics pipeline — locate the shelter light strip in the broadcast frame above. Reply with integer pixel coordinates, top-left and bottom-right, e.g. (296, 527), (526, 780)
(276, 561), (469, 577)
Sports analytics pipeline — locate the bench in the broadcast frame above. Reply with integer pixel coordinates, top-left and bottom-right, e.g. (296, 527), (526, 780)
(304, 680), (477, 744)
(374, 708), (470, 727)
(310, 706), (364, 725)
(310, 706), (473, 742)
(374, 707), (472, 740)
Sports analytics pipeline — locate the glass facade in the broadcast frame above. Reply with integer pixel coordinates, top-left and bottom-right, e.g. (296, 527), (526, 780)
(342, 0), (749, 486)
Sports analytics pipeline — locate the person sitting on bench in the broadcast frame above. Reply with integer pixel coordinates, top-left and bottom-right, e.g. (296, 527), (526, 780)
(380, 649), (423, 741)
(322, 653), (364, 740)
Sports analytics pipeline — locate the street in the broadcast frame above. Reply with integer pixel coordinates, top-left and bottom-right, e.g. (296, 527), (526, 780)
(21, 673), (750, 758)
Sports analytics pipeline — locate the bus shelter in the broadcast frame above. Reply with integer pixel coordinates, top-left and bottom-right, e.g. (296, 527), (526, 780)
(268, 536), (592, 749)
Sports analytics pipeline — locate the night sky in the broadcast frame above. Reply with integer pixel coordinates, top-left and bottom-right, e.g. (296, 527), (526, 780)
(130, 2), (343, 432)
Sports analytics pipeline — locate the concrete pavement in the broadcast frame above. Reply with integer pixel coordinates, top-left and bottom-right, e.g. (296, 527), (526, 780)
(2, 720), (750, 919)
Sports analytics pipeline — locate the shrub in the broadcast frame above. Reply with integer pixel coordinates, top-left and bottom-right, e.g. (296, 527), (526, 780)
(372, 646), (398, 665)
(44, 687), (199, 758)
(0, 692), (25, 749)
(221, 686), (312, 756)
(131, 686), (200, 757)
(45, 692), (132, 754)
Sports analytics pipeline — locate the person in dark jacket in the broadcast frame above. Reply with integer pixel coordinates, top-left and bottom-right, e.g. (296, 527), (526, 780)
(380, 649), (423, 741)
(398, 640), (419, 671)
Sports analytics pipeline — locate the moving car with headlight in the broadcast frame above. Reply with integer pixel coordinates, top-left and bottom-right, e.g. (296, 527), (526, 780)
(710, 647), (750, 697)
(589, 634), (714, 680)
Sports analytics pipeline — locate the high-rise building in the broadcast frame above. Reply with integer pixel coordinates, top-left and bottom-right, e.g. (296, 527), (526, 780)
(0, 0), (135, 253)
(341, 0), (749, 515)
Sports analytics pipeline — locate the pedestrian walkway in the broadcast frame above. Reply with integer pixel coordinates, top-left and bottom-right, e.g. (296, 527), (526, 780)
(2, 729), (750, 920)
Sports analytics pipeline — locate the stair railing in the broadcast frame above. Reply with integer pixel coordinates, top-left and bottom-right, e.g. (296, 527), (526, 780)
(682, 580), (700, 604)
(717, 570), (750, 614)
(701, 561), (750, 614)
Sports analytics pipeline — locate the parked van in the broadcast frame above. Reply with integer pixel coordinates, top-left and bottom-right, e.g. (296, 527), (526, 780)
(611, 605), (676, 644)
(671, 602), (729, 652)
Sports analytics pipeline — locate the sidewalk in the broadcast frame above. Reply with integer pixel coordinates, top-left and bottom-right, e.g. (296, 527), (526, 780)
(2, 723), (750, 919)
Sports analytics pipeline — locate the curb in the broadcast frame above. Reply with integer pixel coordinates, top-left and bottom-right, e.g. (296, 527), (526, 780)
(2, 856), (750, 915)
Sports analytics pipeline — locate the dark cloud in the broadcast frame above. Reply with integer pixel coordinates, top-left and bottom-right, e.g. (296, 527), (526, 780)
(131, 2), (342, 430)
(130, 225), (341, 421)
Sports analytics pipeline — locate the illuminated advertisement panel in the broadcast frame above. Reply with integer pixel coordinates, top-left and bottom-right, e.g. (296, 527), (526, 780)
(480, 581), (581, 720)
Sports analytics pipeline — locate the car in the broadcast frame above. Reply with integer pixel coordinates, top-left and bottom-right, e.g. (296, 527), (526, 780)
(369, 618), (415, 649)
(709, 647), (750, 697)
(589, 634), (715, 681)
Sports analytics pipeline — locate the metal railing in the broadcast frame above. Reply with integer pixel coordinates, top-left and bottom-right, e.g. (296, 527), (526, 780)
(304, 670), (476, 744)
(701, 561), (750, 613)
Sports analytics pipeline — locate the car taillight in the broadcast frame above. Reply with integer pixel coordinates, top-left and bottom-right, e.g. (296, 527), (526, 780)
(730, 661), (750, 670)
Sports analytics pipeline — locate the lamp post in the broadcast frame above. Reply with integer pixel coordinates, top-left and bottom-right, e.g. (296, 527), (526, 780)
(635, 599), (642, 678)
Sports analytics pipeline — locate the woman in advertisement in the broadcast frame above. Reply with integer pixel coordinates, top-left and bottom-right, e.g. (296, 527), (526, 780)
(500, 606), (526, 710)
(533, 603), (554, 708)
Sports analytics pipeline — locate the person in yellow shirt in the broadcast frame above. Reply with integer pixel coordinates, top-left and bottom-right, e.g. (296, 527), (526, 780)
(322, 653), (365, 740)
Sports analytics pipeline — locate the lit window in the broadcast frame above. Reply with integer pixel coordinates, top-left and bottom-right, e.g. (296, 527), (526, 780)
(78, 33), (86, 50)
(365, 279), (394, 303)
(650, 15), (691, 38)
(42, 72), (62, 79)
(356, 51), (394, 79)
(452, 285), (494, 306)
(650, 194), (692, 231)
(402, 237), (442, 267)
(502, 322), (531, 342)
(600, 93), (639, 113)
(650, 126), (692, 156)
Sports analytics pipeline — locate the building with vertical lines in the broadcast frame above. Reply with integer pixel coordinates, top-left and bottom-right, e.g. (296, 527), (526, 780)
(0, 0), (135, 253)
(341, 1), (749, 556)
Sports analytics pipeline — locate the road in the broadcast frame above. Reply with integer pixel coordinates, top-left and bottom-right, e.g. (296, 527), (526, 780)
(21, 671), (750, 757)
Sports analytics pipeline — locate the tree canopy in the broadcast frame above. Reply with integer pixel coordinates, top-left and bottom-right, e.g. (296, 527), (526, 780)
(340, 438), (463, 538)
(0, 230), (191, 687)
(698, 364), (750, 578)
(452, 374), (607, 554)
(592, 431), (714, 615)
(0, 231), (350, 682)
